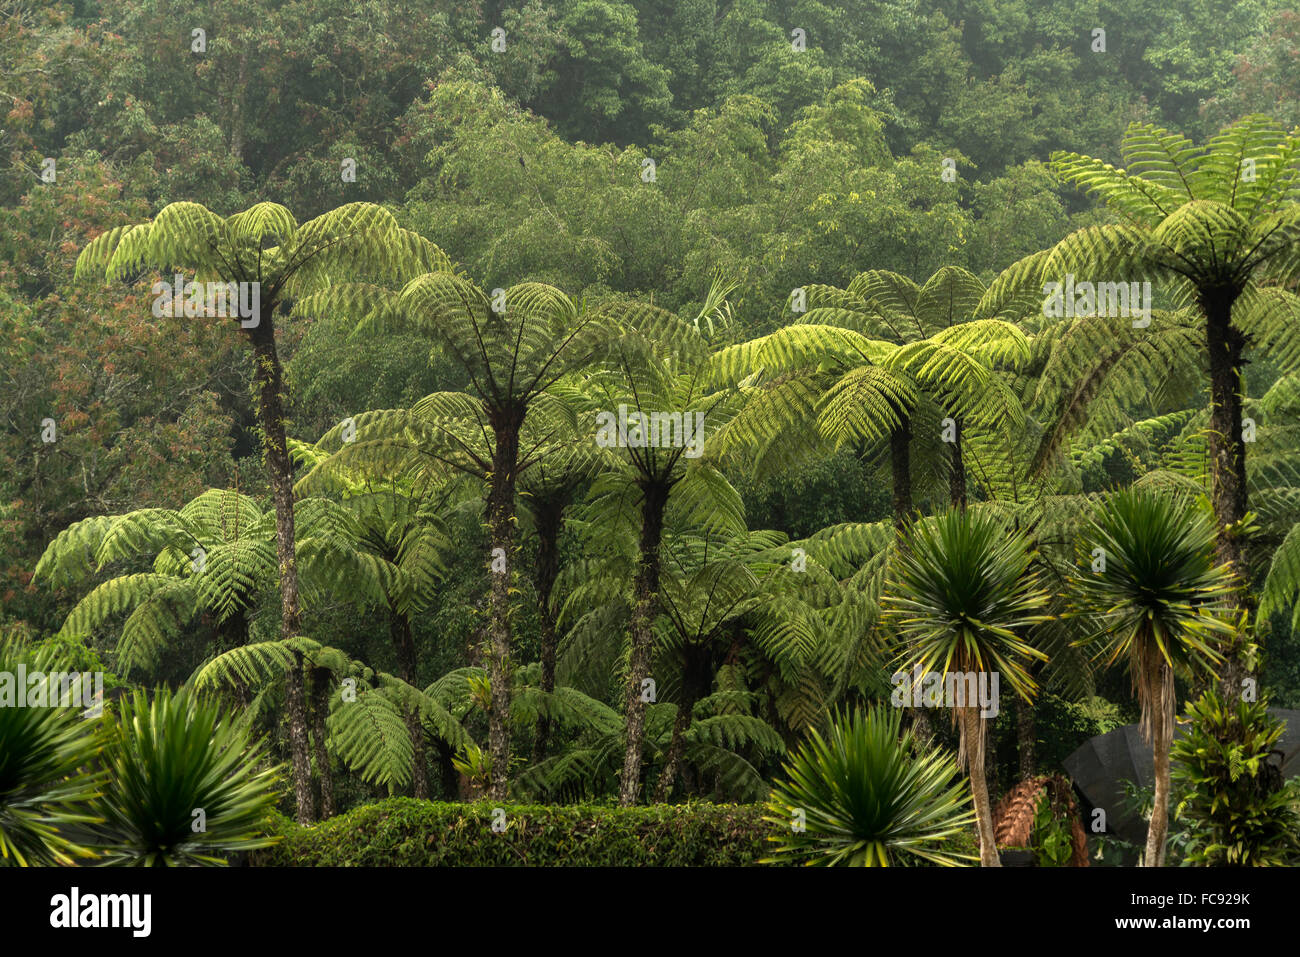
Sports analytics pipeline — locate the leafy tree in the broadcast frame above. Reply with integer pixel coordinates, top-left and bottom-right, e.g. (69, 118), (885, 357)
(297, 273), (620, 800)
(580, 301), (747, 804)
(804, 264), (1031, 507)
(1046, 118), (1300, 687)
(536, 0), (674, 144)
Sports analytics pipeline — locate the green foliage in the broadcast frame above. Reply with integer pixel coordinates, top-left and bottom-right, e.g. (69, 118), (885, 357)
(1172, 689), (1300, 866)
(11, 0), (1300, 855)
(885, 507), (1050, 697)
(1031, 791), (1075, 867)
(1070, 489), (1236, 706)
(0, 640), (105, 866)
(763, 705), (975, 867)
(93, 687), (283, 866)
(254, 797), (777, 866)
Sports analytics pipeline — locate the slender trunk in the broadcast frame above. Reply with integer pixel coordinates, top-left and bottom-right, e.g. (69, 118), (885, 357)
(619, 480), (670, 806)
(891, 418), (913, 531)
(249, 319), (314, 824)
(309, 667), (335, 820)
(485, 411), (523, 801)
(653, 705), (691, 804)
(948, 414), (967, 509)
(391, 611), (429, 800)
(960, 706), (1001, 866)
(1145, 671), (1175, 867)
(531, 497), (565, 764)
(1016, 697), (1036, 779)
(1203, 287), (1250, 699)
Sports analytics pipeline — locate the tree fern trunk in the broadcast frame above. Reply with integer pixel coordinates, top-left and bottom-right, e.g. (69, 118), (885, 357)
(960, 706), (1001, 866)
(1203, 288), (1250, 700)
(486, 411), (523, 802)
(249, 321), (314, 824)
(309, 666), (334, 820)
(436, 738), (459, 800)
(532, 497), (565, 764)
(891, 418), (913, 530)
(619, 480), (669, 806)
(948, 414), (966, 509)
(391, 611), (429, 800)
(655, 642), (714, 802)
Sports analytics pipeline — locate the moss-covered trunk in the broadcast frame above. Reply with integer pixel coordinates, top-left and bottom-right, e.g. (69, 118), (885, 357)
(619, 480), (669, 806)
(249, 319), (314, 824)
(485, 406), (524, 801)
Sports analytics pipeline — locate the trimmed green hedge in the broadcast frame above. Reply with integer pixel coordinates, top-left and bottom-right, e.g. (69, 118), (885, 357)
(253, 798), (778, 866)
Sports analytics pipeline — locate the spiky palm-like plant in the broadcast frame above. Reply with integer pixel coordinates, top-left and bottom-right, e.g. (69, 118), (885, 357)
(763, 705), (975, 867)
(75, 201), (448, 822)
(1045, 118), (1300, 685)
(0, 641), (105, 866)
(1071, 488), (1236, 866)
(884, 507), (1050, 866)
(93, 687), (282, 866)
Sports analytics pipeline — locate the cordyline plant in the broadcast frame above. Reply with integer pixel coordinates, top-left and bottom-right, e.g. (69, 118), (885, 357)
(1070, 488), (1237, 866)
(763, 705), (975, 866)
(884, 507), (1050, 866)
(93, 687), (282, 866)
(0, 640), (105, 867)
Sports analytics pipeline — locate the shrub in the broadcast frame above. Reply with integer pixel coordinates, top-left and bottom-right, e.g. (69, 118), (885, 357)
(253, 798), (778, 866)
(1172, 689), (1300, 866)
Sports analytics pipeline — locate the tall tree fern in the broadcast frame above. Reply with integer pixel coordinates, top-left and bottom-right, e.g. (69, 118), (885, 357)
(75, 201), (448, 821)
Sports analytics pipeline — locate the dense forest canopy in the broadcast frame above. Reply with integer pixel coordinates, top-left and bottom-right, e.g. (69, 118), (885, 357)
(4, 0), (1300, 868)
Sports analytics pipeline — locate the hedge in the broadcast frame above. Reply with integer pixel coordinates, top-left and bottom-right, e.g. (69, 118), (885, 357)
(252, 798), (779, 866)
